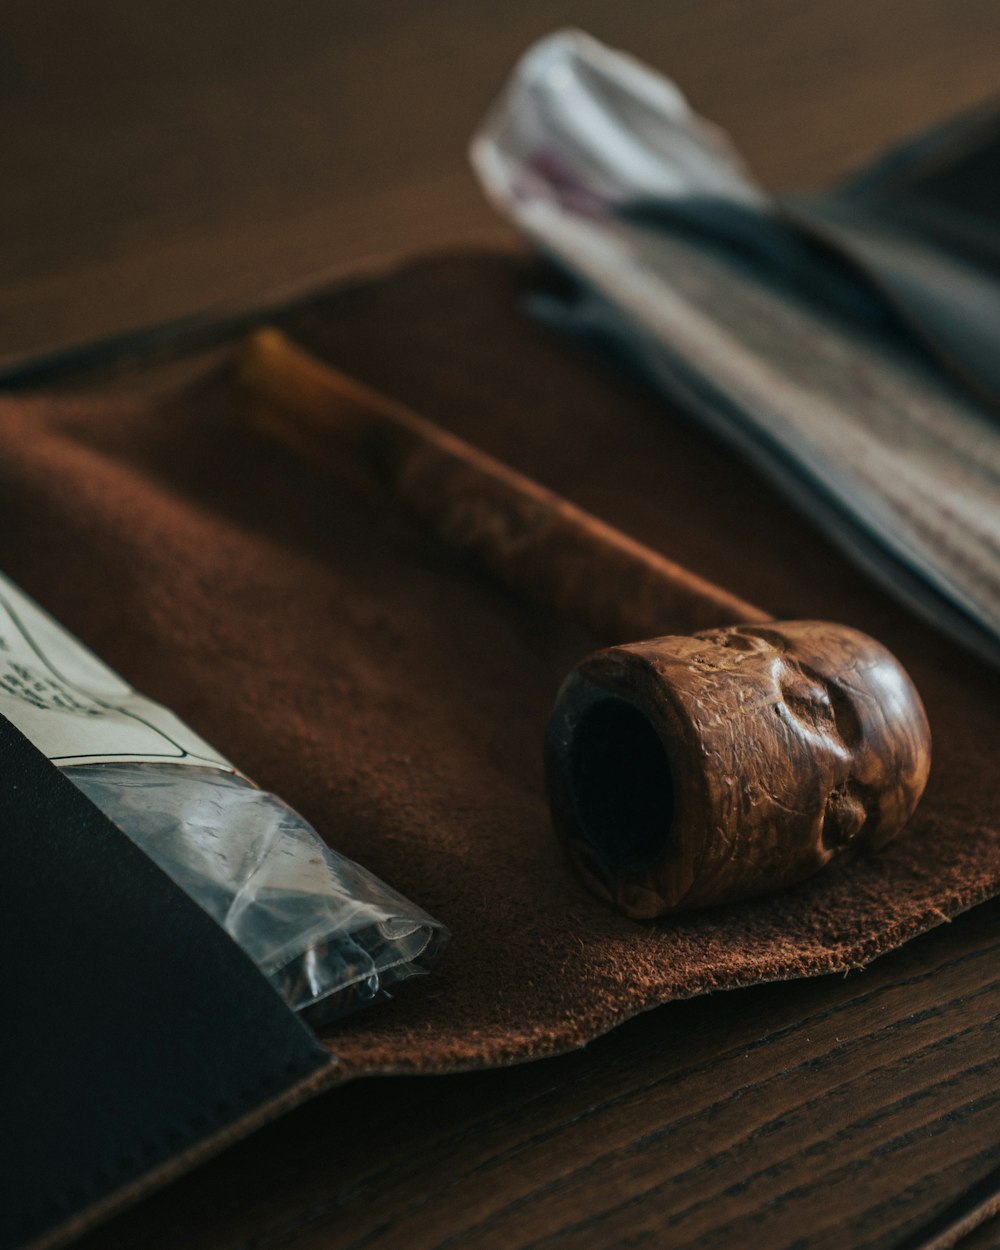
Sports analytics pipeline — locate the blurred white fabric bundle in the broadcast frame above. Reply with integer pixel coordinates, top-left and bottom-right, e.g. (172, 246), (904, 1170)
(472, 30), (1000, 667)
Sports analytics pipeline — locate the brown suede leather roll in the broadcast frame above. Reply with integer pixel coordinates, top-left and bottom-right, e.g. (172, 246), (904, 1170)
(1, 249), (997, 1075)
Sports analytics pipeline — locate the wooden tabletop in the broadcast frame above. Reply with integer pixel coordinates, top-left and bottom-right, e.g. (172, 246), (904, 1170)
(6, 0), (1000, 367)
(8, 3), (1000, 1247)
(77, 899), (1000, 1250)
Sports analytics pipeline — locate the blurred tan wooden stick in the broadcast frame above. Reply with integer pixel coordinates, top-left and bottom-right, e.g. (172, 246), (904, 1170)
(237, 327), (766, 644)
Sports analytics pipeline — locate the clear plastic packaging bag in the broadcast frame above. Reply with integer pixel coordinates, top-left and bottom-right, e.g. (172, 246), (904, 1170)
(66, 763), (447, 1024)
(0, 569), (447, 1026)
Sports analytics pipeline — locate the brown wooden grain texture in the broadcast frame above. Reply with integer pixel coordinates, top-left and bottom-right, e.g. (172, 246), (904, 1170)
(930, 1210), (1000, 1250)
(4, 1), (1000, 365)
(549, 622), (932, 918)
(74, 896), (1000, 1250)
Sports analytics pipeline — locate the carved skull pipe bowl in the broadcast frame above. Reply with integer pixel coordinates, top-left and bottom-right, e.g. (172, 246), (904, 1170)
(545, 621), (932, 918)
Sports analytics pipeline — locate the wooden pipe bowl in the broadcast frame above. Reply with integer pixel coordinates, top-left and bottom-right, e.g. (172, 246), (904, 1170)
(545, 621), (932, 918)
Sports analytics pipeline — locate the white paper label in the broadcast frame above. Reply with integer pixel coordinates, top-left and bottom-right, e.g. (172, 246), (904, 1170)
(0, 572), (234, 771)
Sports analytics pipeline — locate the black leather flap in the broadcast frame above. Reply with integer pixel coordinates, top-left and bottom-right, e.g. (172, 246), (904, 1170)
(0, 714), (332, 1250)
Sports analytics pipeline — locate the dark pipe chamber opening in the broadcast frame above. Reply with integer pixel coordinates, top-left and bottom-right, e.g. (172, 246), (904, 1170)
(566, 694), (674, 873)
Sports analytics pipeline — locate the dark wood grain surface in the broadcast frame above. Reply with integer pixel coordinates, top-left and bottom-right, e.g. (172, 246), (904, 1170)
(6, 3), (1000, 1247)
(77, 898), (1000, 1250)
(5, 0), (1000, 364)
